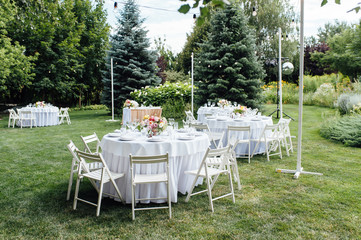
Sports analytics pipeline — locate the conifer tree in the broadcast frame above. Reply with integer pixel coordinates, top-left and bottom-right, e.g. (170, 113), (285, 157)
(102, 0), (160, 113)
(194, 4), (265, 108)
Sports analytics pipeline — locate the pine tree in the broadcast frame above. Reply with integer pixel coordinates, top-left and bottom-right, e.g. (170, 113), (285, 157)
(194, 5), (265, 108)
(102, 0), (160, 113)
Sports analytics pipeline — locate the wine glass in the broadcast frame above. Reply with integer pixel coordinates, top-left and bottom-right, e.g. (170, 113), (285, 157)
(234, 101), (237, 107)
(168, 118), (175, 127)
(208, 101), (211, 107)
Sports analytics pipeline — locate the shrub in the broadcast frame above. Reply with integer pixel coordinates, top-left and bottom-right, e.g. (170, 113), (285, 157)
(311, 83), (336, 107)
(303, 73), (351, 94)
(261, 81), (298, 104)
(164, 70), (190, 83)
(336, 93), (361, 115)
(320, 115), (361, 147)
(130, 82), (194, 119)
(70, 104), (108, 111)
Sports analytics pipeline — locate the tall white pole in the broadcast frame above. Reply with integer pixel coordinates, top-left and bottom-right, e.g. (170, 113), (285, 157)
(279, 27), (283, 119)
(191, 52), (194, 114)
(276, 0), (322, 178)
(111, 57), (114, 121)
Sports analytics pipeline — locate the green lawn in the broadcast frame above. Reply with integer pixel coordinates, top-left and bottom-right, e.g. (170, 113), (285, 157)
(0, 104), (360, 239)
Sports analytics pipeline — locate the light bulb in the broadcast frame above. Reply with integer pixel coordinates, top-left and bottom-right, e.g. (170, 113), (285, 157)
(252, 7), (257, 16)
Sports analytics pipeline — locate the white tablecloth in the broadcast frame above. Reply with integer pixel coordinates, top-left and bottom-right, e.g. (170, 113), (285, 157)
(204, 117), (273, 156)
(197, 106), (234, 123)
(100, 132), (210, 203)
(122, 107), (162, 124)
(17, 106), (59, 127)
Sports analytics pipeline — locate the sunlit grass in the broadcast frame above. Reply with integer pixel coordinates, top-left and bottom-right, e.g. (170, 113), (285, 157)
(0, 105), (360, 239)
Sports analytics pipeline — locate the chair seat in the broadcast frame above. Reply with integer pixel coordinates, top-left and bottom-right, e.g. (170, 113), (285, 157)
(82, 169), (124, 182)
(134, 173), (168, 184)
(185, 167), (228, 178)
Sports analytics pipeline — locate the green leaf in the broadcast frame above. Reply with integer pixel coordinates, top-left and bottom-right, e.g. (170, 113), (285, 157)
(178, 4), (191, 14)
(335, 0), (340, 4)
(192, 0), (200, 8)
(321, 0), (328, 7)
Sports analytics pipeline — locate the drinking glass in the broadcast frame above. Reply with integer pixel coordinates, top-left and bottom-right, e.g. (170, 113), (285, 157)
(168, 118), (175, 128)
(234, 102), (237, 107)
(208, 101), (211, 107)
(174, 122), (179, 130)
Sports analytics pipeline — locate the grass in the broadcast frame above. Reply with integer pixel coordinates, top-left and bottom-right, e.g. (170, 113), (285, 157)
(0, 104), (360, 239)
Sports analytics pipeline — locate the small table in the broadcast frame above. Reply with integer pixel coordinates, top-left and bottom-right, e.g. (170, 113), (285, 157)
(122, 107), (162, 124)
(100, 132), (209, 203)
(17, 106), (59, 127)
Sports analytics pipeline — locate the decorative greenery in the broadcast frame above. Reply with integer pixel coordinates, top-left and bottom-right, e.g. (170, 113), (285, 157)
(320, 114), (361, 147)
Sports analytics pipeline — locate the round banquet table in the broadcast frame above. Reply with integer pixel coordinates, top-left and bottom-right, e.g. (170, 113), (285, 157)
(197, 106), (234, 123)
(204, 116), (273, 157)
(17, 106), (59, 127)
(100, 132), (210, 203)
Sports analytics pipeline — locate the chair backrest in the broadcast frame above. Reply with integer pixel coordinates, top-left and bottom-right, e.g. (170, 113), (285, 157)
(75, 150), (108, 174)
(227, 125), (251, 146)
(185, 110), (196, 122)
(9, 109), (19, 118)
(129, 153), (169, 181)
(201, 146), (231, 170)
(278, 118), (291, 137)
(190, 123), (221, 147)
(81, 132), (101, 153)
(67, 140), (88, 171)
(18, 110), (35, 119)
(262, 124), (281, 140)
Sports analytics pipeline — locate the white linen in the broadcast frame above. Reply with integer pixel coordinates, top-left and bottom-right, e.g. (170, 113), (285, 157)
(100, 132), (210, 203)
(197, 106), (234, 123)
(17, 106), (59, 127)
(204, 117), (273, 156)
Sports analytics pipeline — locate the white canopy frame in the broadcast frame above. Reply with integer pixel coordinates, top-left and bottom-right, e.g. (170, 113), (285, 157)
(276, 0), (322, 179)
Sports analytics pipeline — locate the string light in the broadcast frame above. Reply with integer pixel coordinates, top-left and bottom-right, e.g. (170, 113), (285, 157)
(114, 2), (117, 9)
(252, 7), (257, 16)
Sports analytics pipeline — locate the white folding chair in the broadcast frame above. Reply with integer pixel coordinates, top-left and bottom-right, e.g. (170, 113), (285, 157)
(8, 109), (20, 128)
(129, 153), (171, 220)
(185, 146), (235, 212)
(190, 123), (224, 149)
(251, 124), (282, 161)
(73, 150), (124, 216)
(59, 107), (71, 125)
(185, 110), (197, 122)
(278, 118), (295, 156)
(227, 125), (252, 164)
(18, 109), (36, 128)
(81, 132), (101, 154)
(66, 140), (103, 201)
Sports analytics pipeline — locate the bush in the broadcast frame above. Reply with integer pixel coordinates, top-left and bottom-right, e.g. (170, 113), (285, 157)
(320, 115), (361, 147)
(70, 104), (108, 111)
(130, 82), (194, 119)
(303, 73), (351, 94)
(336, 93), (361, 115)
(311, 83), (336, 107)
(164, 70), (190, 83)
(261, 81), (298, 104)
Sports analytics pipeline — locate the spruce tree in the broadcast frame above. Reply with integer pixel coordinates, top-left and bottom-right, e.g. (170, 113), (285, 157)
(194, 4), (265, 108)
(102, 0), (160, 113)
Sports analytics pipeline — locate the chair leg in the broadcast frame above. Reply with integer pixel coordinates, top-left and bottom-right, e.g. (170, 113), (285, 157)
(205, 175), (214, 212)
(132, 183), (135, 220)
(266, 141), (270, 161)
(228, 171), (235, 203)
(67, 169), (75, 201)
(73, 176), (81, 210)
(232, 162), (241, 191)
(278, 141), (282, 159)
(167, 181), (171, 219)
(185, 175), (199, 202)
(96, 181), (104, 217)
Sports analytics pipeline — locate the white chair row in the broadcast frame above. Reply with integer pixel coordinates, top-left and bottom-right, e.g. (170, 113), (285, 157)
(8, 109), (36, 128)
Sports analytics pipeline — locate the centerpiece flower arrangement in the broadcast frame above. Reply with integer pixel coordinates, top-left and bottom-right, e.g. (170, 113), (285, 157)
(218, 99), (230, 108)
(123, 99), (139, 108)
(233, 105), (247, 115)
(143, 115), (167, 137)
(35, 101), (46, 107)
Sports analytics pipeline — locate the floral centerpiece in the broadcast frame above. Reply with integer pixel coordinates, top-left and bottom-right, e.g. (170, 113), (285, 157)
(218, 99), (230, 108)
(143, 115), (167, 137)
(35, 101), (46, 107)
(233, 105), (247, 115)
(123, 99), (139, 108)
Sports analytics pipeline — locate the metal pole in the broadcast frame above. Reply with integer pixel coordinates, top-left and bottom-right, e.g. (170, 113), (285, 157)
(111, 57), (114, 121)
(279, 27), (283, 119)
(191, 52), (194, 115)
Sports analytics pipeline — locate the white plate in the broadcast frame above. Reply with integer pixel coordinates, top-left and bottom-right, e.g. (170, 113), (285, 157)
(108, 133), (122, 137)
(217, 118), (227, 121)
(206, 116), (216, 119)
(251, 118), (261, 121)
(177, 129), (187, 133)
(234, 118), (244, 122)
(147, 137), (164, 142)
(177, 136), (195, 140)
(118, 136), (136, 141)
